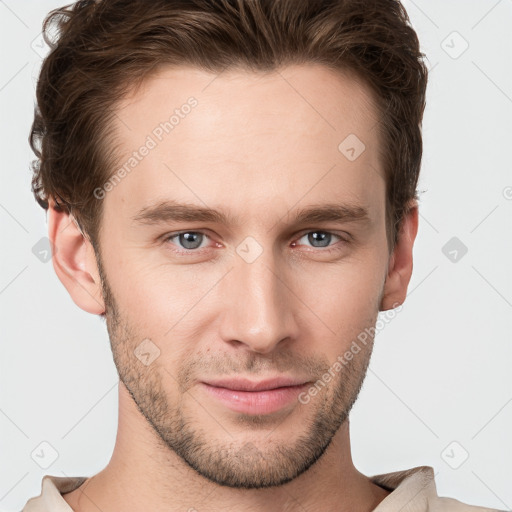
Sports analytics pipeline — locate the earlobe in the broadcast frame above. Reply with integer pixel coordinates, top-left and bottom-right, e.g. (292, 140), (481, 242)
(47, 198), (105, 315)
(379, 201), (419, 311)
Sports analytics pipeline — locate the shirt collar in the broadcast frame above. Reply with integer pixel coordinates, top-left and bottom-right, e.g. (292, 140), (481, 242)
(24, 466), (437, 512)
(369, 465), (438, 511)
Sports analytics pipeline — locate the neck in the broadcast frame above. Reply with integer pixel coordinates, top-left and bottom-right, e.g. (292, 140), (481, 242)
(63, 382), (390, 512)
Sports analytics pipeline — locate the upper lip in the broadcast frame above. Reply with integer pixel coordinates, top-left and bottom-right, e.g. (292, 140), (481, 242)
(202, 377), (310, 392)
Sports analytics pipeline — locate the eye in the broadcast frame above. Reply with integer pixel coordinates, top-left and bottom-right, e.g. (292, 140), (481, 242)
(292, 231), (346, 251)
(162, 229), (348, 255)
(165, 231), (211, 251)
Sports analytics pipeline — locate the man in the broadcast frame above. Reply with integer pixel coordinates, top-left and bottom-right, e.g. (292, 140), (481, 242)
(22, 0), (503, 510)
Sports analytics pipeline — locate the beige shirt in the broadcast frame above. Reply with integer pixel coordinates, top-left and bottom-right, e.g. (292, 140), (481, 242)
(22, 465), (503, 511)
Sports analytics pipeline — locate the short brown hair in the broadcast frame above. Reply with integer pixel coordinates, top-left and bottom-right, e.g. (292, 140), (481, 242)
(30, 0), (428, 252)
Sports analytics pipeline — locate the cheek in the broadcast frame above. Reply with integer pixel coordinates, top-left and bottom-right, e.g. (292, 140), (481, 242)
(105, 251), (224, 349)
(295, 257), (385, 348)
(102, 224), (387, 340)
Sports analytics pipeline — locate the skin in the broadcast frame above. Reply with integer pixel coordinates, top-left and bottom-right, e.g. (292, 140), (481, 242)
(48, 63), (418, 511)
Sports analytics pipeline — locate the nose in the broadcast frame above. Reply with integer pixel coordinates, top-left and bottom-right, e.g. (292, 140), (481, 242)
(218, 248), (299, 354)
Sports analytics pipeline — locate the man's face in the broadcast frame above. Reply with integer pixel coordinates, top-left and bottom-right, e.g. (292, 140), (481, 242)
(96, 63), (390, 488)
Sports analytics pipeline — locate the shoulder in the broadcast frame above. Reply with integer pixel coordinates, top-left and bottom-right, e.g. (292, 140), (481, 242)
(370, 466), (505, 512)
(22, 474), (87, 512)
(431, 496), (506, 512)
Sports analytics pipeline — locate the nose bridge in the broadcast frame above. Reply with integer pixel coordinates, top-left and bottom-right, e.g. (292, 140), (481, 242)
(219, 239), (296, 353)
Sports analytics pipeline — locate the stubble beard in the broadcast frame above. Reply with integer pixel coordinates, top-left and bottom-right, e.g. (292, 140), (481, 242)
(96, 253), (376, 489)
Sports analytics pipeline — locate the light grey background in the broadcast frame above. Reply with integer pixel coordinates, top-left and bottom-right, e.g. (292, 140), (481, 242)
(1, 0), (511, 510)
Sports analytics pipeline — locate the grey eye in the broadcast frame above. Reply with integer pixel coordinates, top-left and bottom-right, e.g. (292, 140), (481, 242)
(299, 231), (339, 248)
(169, 232), (207, 250)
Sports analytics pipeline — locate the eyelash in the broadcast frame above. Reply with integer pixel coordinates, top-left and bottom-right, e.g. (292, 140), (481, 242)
(162, 230), (349, 255)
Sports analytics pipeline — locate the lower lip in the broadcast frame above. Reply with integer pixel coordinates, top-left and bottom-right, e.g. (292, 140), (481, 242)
(200, 382), (310, 415)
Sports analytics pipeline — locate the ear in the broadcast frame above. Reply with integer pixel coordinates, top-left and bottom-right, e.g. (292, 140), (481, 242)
(47, 198), (105, 315)
(379, 201), (419, 311)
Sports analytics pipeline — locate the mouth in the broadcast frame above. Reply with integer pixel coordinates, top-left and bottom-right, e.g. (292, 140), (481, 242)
(199, 376), (311, 415)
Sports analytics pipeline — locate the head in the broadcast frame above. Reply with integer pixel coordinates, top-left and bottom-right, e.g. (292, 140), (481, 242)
(32, 0), (427, 489)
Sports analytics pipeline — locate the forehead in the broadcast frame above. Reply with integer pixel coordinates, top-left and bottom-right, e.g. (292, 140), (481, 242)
(104, 63), (385, 229)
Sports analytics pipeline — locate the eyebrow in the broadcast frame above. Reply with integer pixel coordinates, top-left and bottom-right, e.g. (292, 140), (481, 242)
(131, 199), (370, 228)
